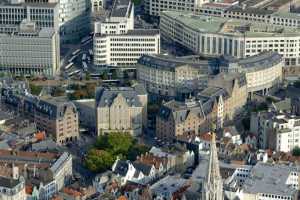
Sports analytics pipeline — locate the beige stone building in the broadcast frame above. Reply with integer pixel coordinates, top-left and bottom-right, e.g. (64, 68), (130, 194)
(137, 54), (213, 97)
(208, 73), (248, 120)
(34, 96), (79, 144)
(95, 84), (147, 136)
(156, 99), (209, 141)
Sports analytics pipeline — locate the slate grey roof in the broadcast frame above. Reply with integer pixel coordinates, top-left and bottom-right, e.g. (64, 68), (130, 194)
(133, 162), (152, 176)
(138, 54), (213, 72)
(113, 160), (129, 176)
(1, 88), (77, 120)
(35, 96), (77, 120)
(221, 51), (282, 73)
(96, 86), (145, 108)
(208, 72), (247, 95)
(0, 176), (21, 188)
(158, 100), (203, 123)
(242, 162), (298, 196)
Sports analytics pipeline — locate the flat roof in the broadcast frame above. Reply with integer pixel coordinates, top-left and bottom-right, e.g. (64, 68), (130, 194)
(242, 162), (298, 196)
(162, 11), (299, 37)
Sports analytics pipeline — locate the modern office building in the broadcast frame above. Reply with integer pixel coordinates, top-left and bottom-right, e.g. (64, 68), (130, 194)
(220, 51), (283, 95)
(58, 0), (90, 43)
(195, 3), (300, 29)
(93, 0), (160, 67)
(0, 0), (89, 44)
(0, 176), (26, 200)
(94, 30), (160, 66)
(0, 0), (60, 76)
(144, 0), (210, 16)
(160, 11), (300, 66)
(0, 20), (60, 76)
(95, 84), (148, 136)
(0, 0), (60, 31)
(137, 54), (215, 97)
(0, 89), (79, 144)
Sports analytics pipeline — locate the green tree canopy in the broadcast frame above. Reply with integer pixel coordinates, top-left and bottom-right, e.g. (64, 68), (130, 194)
(85, 149), (114, 173)
(86, 132), (150, 172)
(292, 146), (300, 156)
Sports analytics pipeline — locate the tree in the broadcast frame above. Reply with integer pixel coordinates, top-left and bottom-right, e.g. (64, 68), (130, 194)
(292, 146), (300, 156)
(29, 84), (42, 96)
(128, 144), (150, 161)
(85, 149), (114, 173)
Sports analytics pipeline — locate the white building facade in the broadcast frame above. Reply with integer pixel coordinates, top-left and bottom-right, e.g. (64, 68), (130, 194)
(144, 0), (210, 16)
(160, 11), (300, 66)
(94, 30), (160, 66)
(93, 0), (160, 67)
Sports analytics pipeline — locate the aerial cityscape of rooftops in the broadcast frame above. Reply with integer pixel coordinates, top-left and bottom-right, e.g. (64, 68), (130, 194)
(2, 0), (300, 199)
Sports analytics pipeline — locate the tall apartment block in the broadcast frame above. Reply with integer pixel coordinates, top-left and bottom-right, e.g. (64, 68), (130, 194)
(93, 0), (160, 67)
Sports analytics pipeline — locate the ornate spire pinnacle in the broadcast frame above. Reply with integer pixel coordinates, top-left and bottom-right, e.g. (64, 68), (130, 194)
(204, 132), (223, 200)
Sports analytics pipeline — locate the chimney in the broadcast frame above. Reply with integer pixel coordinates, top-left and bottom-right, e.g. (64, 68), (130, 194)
(12, 164), (19, 180)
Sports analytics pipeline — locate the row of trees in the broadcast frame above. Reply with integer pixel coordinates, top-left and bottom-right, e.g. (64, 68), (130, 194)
(85, 132), (149, 173)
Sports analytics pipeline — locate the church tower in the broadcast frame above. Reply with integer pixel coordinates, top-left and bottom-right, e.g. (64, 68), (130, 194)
(203, 132), (223, 200)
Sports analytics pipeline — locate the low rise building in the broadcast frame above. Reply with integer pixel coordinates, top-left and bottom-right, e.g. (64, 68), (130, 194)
(1, 89), (79, 144)
(208, 73), (248, 120)
(240, 162), (299, 200)
(0, 150), (72, 200)
(0, 176), (26, 200)
(137, 54), (215, 97)
(95, 84), (147, 136)
(251, 111), (300, 152)
(150, 175), (190, 200)
(156, 99), (208, 141)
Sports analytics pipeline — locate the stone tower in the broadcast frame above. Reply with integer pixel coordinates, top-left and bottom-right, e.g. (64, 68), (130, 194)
(203, 132), (223, 200)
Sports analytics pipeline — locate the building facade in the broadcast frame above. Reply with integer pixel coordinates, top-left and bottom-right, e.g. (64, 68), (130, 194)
(251, 111), (300, 152)
(160, 11), (300, 66)
(93, 30), (160, 66)
(93, 0), (160, 67)
(0, 89), (79, 144)
(0, 176), (26, 200)
(0, 20), (59, 77)
(240, 163), (299, 200)
(95, 84), (147, 136)
(208, 73), (248, 121)
(194, 3), (300, 29)
(137, 54), (214, 97)
(220, 51), (283, 95)
(144, 0), (210, 16)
